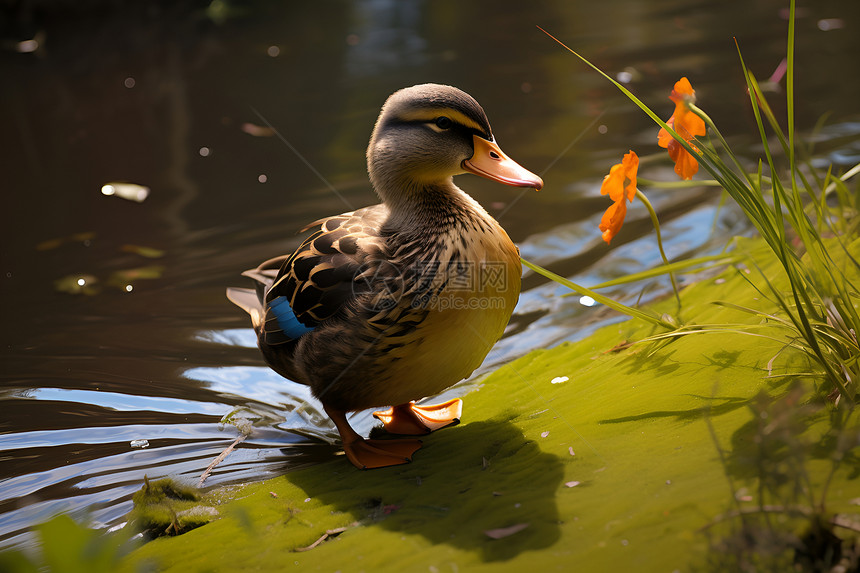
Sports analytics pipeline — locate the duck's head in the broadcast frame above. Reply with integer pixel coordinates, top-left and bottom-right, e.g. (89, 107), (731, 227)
(366, 84), (543, 207)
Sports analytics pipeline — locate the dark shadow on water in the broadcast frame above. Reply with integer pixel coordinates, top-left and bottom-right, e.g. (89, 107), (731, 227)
(286, 417), (564, 562)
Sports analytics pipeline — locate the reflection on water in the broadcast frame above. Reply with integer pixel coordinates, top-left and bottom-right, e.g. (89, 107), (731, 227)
(2, 0), (859, 551)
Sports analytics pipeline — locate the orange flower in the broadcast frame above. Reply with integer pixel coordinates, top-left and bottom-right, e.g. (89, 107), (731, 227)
(599, 150), (639, 244)
(657, 77), (706, 180)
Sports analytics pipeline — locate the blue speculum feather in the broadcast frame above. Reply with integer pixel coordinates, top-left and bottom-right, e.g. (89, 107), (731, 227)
(268, 296), (316, 338)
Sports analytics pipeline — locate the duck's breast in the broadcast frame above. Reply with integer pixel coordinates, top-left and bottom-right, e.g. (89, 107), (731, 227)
(363, 215), (522, 404)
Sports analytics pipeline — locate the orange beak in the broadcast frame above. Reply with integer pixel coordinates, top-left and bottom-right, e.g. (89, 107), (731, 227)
(462, 134), (543, 190)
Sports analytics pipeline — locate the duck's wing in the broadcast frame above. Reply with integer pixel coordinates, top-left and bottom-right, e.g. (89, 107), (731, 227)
(256, 206), (390, 346)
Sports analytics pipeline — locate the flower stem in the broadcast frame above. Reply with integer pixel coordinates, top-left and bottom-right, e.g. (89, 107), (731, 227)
(635, 189), (681, 310)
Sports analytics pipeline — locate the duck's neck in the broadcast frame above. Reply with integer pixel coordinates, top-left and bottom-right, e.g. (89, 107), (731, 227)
(375, 176), (490, 235)
(367, 143), (495, 234)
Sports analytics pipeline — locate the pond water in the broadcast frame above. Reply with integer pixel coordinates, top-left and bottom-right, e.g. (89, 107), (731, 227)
(2, 0), (859, 550)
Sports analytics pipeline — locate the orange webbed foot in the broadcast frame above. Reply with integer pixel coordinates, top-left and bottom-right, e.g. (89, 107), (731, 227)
(373, 398), (463, 435)
(324, 404), (423, 469)
(343, 437), (423, 470)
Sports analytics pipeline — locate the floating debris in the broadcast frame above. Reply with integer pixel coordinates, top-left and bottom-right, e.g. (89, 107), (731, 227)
(568, 447), (575, 456)
(36, 237), (64, 251)
(540, 431), (550, 438)
(37, 232), (96, 251)
(198, 434), (246, 487)
(565, 481), (581, 488)
(130, 439), (150, 449)
(107, 266), (164, 292)
(16, 38), (40, 53)
(120, 245), (165, 258)
(818, 18), (844, 31)
(101, 182), (150, 203)
(550, 376), (569, 384)
(54, 274), (99, 295)
(241, 123), (276, 137)
(616, 66), (642, 84)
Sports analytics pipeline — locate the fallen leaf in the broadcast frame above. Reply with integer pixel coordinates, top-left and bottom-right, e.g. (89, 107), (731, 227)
(484, 523), (529, 539)
(605, 340), (633, 353)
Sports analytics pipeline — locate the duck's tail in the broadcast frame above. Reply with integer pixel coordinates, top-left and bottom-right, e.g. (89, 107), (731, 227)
(227, 254), (291, 333)
(226, 287), (264, 330)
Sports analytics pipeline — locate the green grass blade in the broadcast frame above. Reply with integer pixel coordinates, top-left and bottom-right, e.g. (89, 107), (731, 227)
(582, 254), (739, 290)
(521, 257), (675, 329)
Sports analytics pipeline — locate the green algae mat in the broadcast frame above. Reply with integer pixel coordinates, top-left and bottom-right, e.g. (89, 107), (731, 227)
(115, 239), (860, 571)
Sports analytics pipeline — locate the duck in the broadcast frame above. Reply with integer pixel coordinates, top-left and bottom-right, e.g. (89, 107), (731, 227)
(227, 84), (543, 469)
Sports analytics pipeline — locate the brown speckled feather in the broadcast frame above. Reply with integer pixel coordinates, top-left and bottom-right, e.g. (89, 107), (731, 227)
(254, 207), (384, 343)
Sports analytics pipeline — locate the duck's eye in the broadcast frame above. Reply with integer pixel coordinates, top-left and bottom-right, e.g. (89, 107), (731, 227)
(434, 116), (453, 130)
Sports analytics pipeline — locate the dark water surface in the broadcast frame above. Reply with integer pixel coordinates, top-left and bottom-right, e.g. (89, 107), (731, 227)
(2, 0), (859, 550)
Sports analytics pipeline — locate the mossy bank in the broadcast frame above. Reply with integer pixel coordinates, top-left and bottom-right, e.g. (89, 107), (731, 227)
(117, 237), (859, 572)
